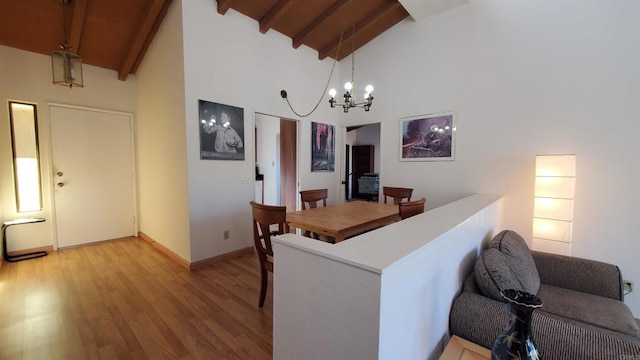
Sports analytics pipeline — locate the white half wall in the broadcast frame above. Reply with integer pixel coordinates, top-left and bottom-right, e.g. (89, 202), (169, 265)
(273, 194), (503, 359)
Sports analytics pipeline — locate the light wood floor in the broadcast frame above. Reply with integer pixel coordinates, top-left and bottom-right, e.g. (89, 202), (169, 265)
(0, 237), (273, 360)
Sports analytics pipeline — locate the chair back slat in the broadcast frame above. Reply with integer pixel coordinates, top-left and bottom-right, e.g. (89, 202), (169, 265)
(399, 197), (426, 219)
(250, 201), (287, 308)
(300, 189), (328, 209)
(383, 186), (413, 205)
(250, 201), (287, 258)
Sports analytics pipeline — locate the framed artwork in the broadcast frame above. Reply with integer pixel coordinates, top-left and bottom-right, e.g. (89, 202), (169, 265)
(400, 111), (456, 161)
(311, 122), (335, 172)
(199, 100), (245, 160)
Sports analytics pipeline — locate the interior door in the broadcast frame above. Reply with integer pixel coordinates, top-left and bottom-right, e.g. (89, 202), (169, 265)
(344, 144), (350, 201)
(280, 118), (297, 212)
(351, 145), (374, 199)
(50, 105), (136, 248)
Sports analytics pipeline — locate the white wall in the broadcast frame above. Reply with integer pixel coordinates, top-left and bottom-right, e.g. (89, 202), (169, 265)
(180, 0), (341, 262)
(255, 113), (280, 205)
(0, 45), (137, 252)
(273, 194), (503, 359)
(135, 0), (191, 260)
(339, 0), (640, 316)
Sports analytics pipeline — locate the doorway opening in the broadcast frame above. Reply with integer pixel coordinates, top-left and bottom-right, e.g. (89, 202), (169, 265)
(254, 113), (298, 212)
(342, 123), (381, 202)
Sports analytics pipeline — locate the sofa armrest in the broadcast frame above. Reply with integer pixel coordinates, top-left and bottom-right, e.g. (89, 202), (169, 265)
(449, 291), (507, 349)
(532, 251), (623, 301)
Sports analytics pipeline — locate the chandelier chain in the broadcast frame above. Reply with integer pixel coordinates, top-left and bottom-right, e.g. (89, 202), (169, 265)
(282, 0), (371, 115)
(283, 0), (351, 118)
(351, 0), (355, 85)
(61, 0), (70, 48)
(283, 33), (342, 118)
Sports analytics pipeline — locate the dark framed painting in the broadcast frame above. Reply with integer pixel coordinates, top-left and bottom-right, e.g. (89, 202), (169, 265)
(400, 111), (456, 161)
(311, 122), (335, 172)
(199, 100), (245, 160)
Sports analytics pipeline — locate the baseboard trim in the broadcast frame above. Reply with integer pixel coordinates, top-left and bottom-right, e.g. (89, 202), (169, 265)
(137, 231), (254, 271)
(138, 231), (191, 270)
(189, 246), (254, 270)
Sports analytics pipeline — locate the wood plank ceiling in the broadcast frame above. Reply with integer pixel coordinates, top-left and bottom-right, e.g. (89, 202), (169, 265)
(218, 0), (410, 61)
(0, 0), (409, 81)
(0, 0), (175, 81)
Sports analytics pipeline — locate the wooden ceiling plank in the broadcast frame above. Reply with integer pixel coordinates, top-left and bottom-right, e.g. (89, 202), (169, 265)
(118, 0), (166, 80)
(69, 0), (87, 52)
(217, 0), (233, 15)
(292, 0), (348, 49)
(131, 0), (174, 74)
(318, 2), (402, 60)
(259, 0), (298, 34)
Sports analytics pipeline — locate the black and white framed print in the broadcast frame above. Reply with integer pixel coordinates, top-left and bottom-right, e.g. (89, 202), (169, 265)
(199, 100), (245, 160)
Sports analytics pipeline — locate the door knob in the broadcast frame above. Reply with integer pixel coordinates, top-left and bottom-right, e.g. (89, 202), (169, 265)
(57, 172), (63, 176)
(57, 182), (64, 187)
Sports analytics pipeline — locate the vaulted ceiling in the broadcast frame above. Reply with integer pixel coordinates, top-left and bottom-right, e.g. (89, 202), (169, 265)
(217, 0), (410, 62)
(0, 0), (175, 81)
(0, 0), (464, 82)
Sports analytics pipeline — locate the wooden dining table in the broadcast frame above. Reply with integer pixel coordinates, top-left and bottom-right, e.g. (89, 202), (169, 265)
(286, 201), (400, 243)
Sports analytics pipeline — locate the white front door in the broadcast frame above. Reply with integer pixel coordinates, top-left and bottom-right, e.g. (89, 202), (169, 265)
(50, 105), (136, 248)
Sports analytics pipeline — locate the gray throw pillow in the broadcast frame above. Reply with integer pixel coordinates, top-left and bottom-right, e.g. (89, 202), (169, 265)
(474, 230), (541, 301)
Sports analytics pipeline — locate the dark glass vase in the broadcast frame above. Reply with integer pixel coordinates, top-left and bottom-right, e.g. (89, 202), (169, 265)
(491, 289), (543, 360)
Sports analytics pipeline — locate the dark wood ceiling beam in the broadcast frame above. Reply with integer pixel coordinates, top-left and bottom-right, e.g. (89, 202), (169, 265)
(259, 0), (298, 34)
(118, 0), (166, 80)
(69, 0), (87, 52)
(292, 0), (347, 49)
(318, 1), (401, 61)
(217, 0), (233, 15)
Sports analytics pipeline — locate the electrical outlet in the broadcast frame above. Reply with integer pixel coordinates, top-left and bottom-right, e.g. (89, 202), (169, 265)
(223, 230), (229, 240)
(624, 280), (633, 294)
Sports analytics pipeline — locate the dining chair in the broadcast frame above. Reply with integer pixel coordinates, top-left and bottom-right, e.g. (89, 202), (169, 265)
(383, 186), (413, 205)
(250, 201), (288, 308)
(299, 189), (328, 240)
(399, 197), (427, 220)
(300, 189), (328, 210)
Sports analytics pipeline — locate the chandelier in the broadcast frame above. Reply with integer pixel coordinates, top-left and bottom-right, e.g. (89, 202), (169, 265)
(280, 0), (373, 117)
(328, 78), (374, 113)
(51, 0), (83, 88)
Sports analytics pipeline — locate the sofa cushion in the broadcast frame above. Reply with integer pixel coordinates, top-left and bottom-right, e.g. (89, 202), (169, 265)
(474, 230), (540, 301)
(537, 283), (640, 338)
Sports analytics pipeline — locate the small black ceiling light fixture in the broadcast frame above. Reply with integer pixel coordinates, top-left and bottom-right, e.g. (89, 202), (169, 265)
(51, 0), (84, 88)
(281, 0), (373, 117)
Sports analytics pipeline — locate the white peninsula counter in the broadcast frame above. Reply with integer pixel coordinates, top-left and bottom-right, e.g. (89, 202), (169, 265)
(273, 193), (504, 360)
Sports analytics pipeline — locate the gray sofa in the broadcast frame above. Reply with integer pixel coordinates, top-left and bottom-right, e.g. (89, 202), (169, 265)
(450, 230), (640, 359)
